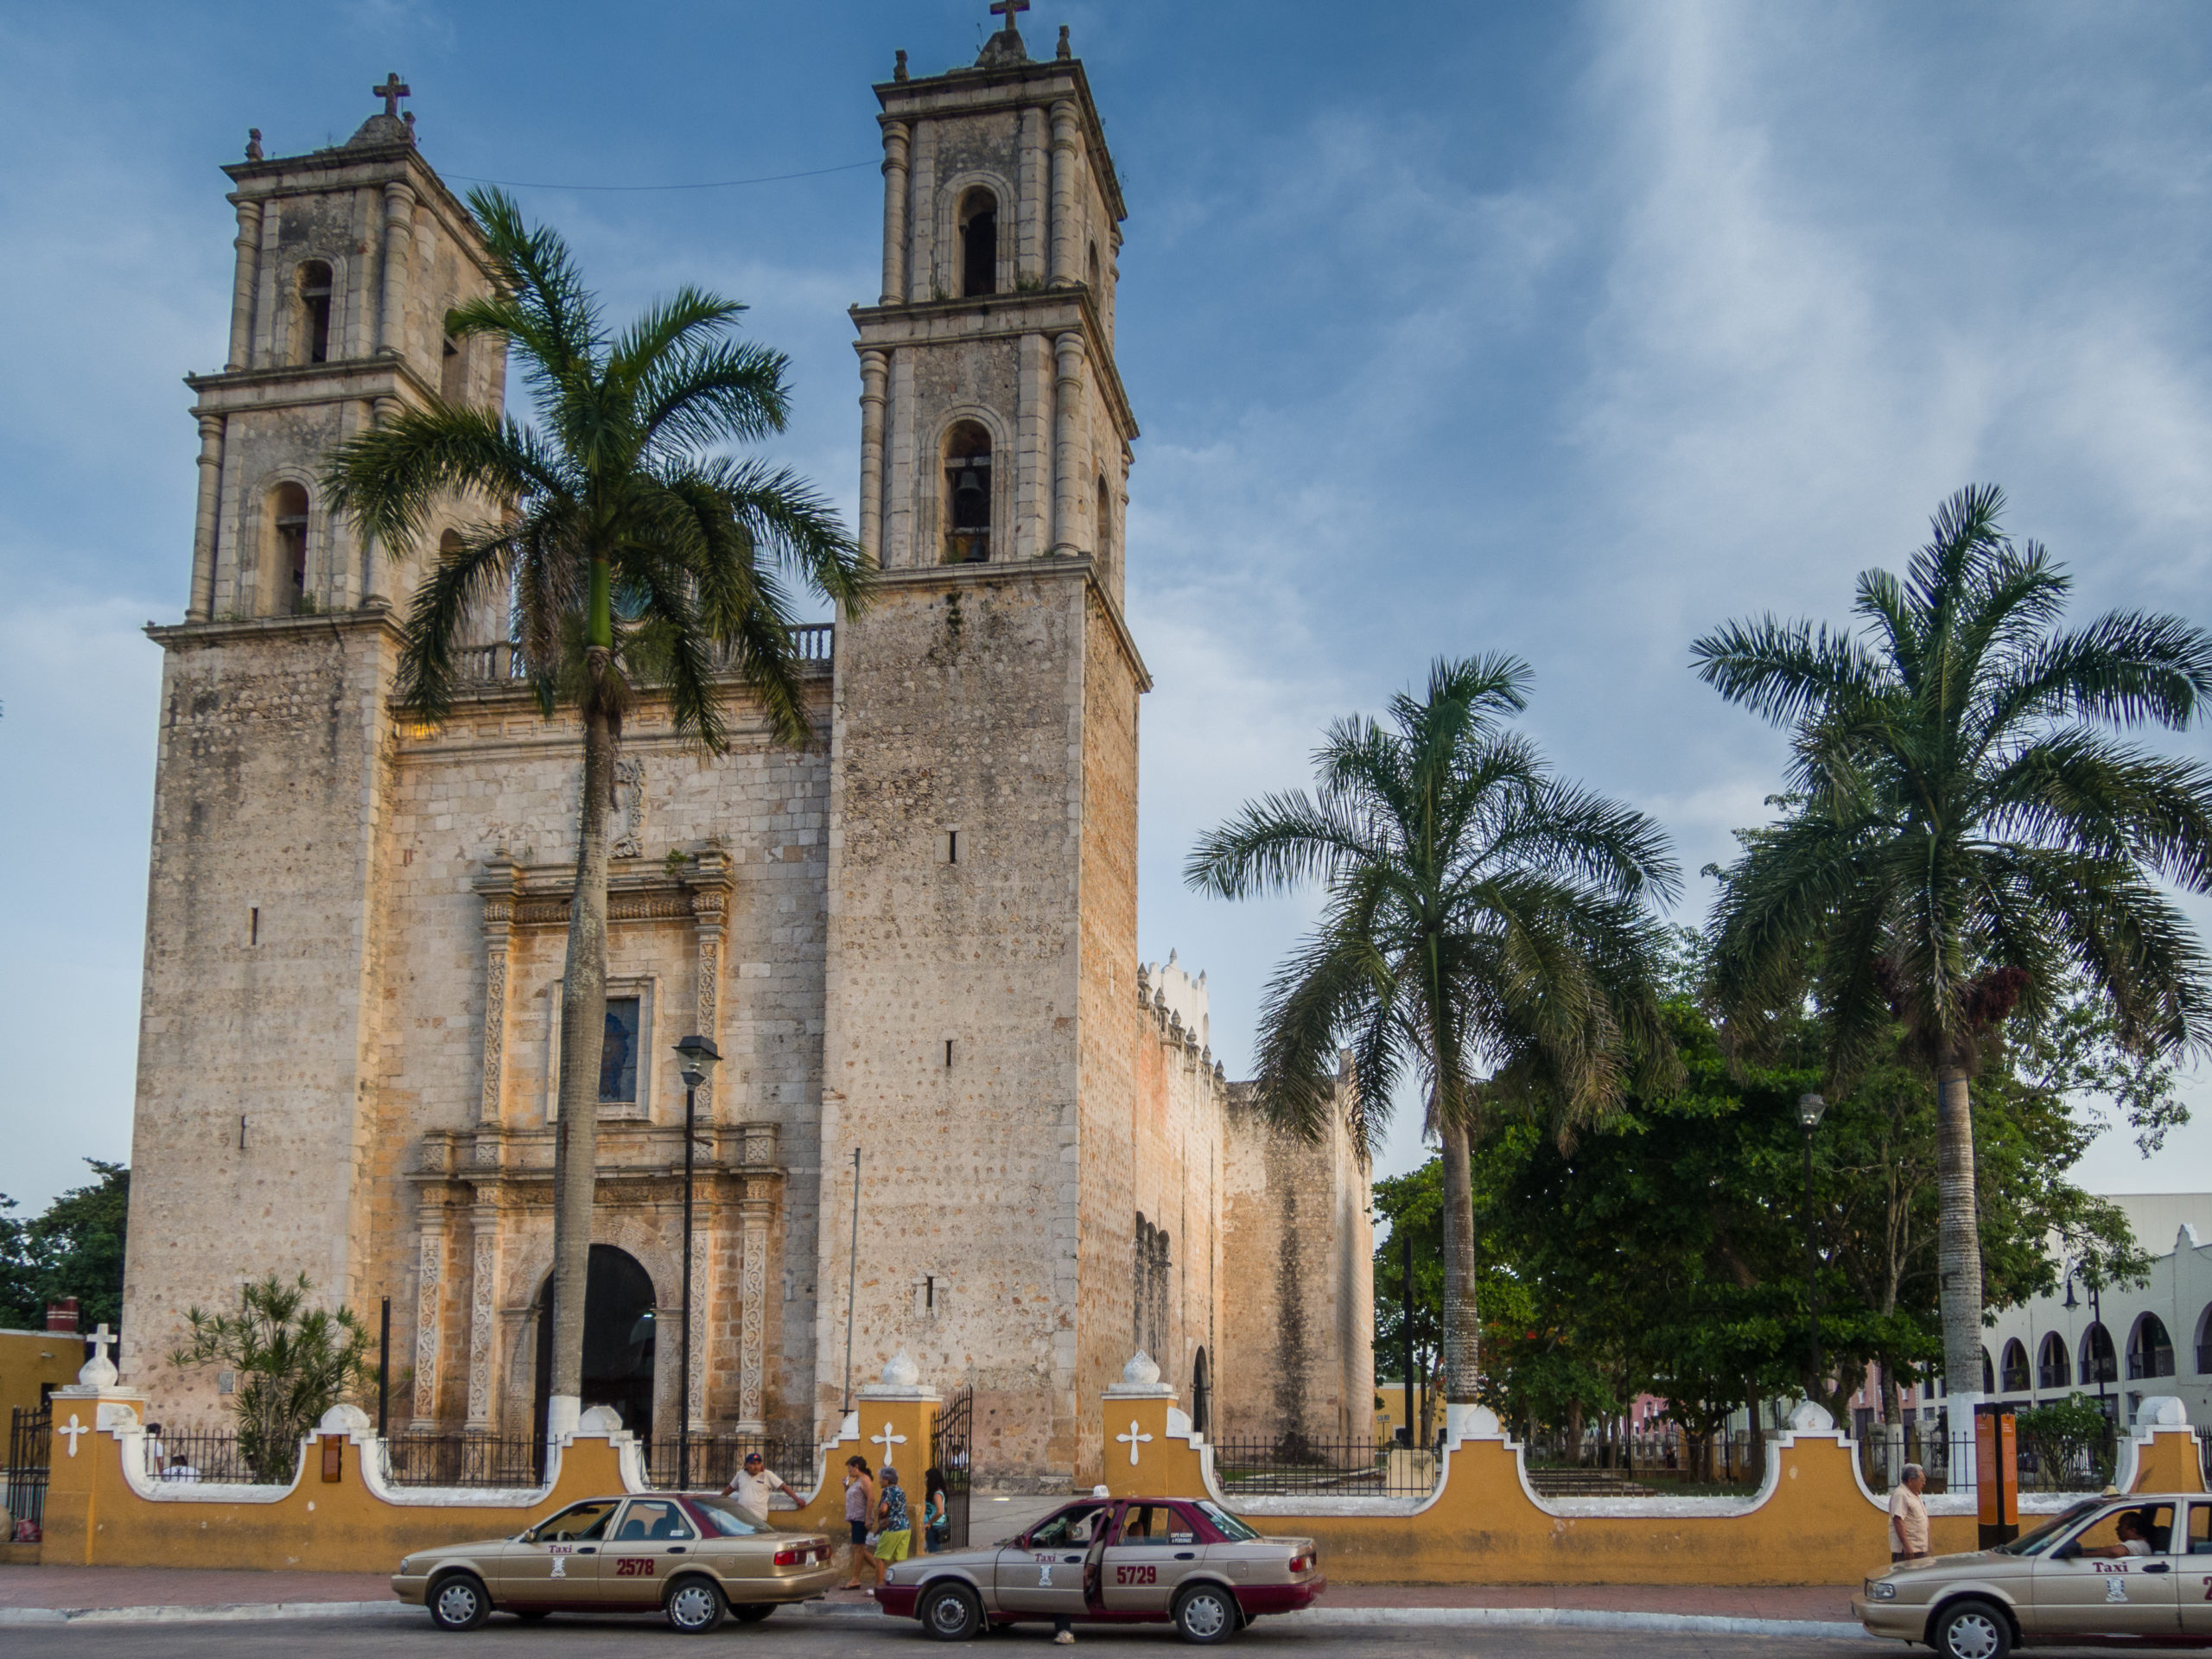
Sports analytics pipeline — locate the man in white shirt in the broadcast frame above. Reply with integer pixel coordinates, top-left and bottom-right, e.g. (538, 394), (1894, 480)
(722, 1450), (789, 1518)
(1889, 1464), (1929, 1562)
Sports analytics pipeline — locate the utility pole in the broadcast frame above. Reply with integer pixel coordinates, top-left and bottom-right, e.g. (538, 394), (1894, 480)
(1402, 1223), (1418, 1446)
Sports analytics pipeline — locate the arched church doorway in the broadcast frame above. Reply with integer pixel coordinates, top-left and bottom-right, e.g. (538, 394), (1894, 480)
(532, 1244), (659, 1446)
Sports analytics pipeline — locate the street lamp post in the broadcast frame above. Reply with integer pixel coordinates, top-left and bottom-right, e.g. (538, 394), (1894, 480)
(1796, 1092), (1827, 1403)
(673, 1033), (721, 1492)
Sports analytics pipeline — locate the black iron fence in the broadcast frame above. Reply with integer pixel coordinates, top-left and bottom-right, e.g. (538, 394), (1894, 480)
(6, 1405), (50, 1539)
(1209, 1434), (1443, 1500)
(140, 1429), (283, 1485)
(933, 1386), (974, 1549)
(1525, 1428), (1764, 1487)
(380, 1432), (544, 1489)
(643, 1431), (817, 1494)
(1859, 1423), (2116, 1495)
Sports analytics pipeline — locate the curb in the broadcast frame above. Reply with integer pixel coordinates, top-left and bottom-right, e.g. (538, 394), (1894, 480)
(0, 1596), (1861, 1637)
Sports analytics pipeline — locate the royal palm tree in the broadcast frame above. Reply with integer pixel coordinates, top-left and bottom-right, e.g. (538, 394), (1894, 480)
(1185, 657), (1680, 1410)
(326, 188), (869, 1435)
(1696, 484), (2212, 1405)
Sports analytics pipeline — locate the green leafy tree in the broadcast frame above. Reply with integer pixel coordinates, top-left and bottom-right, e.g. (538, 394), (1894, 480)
(326, 190), (869, 1427)
(1695, 484), (2212, 1401)
(1188, 656), (1679, 1407)
(168, 1274), (374, 1483)
(2015, 1392), (2118, 1492)
(1372, 1165), (1445, 1440)
(0, 1160), (129, 1331)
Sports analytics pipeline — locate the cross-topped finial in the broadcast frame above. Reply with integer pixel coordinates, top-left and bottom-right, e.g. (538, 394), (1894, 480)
(989, 0), (1029, 32)
(372, 73), (411, 118)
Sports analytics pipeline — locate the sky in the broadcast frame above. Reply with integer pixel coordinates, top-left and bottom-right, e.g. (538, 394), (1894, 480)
(3, 0), (2211, 1212)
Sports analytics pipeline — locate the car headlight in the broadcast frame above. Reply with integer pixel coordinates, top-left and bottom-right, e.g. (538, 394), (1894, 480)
(1865, 1579), (1897, 1601)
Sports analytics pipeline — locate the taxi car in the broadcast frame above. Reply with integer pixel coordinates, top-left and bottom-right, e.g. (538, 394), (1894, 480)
(874, 1493), (1325, 1644)
(1853, 1491), (2212, 1658)
(391, 1492), (840, 1632)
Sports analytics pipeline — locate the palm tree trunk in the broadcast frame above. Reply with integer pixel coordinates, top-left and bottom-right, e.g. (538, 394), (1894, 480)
(546, 691), (617, 1436)
(1934, 1063), (1985, 1408)
(1438, 1114), (1480, 1402)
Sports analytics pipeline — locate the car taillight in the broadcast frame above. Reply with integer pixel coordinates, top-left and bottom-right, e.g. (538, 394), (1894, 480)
(774, 1547), (803, 1566)
(1290, 1550), (1314, 1573)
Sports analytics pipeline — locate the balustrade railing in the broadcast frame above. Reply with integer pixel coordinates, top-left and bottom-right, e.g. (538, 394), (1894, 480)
(448, 624), (833, 689)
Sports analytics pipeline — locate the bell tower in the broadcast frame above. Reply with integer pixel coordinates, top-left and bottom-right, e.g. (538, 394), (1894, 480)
(816, 9), (1150, 1484)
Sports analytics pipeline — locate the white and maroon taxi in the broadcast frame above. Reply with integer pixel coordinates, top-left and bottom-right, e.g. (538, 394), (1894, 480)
(391, 1492), (839, 1632)
(874, 1493), (1325, 1643)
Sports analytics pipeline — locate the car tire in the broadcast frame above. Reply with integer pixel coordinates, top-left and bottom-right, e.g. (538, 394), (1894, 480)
(664, 1575), (728, 1634)
(1173, 1583), (1240, 1645)
(427, 1572), (492, 1632)
(1931, 1599), (2011, 1659)
(920, 1582), (985, 1642)
(731, 1602), (775, 1624)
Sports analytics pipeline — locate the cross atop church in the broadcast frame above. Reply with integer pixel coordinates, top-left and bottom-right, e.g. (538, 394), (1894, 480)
(988, 0), (1028, 33)
(372, 73), (411, 118)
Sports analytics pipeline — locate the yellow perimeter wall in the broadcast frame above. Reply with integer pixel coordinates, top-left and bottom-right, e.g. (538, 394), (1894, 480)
(1100, 1391), (2208, 1586)
(1, 1330), (83, 1427)
(34, 1380), (2207, 1584)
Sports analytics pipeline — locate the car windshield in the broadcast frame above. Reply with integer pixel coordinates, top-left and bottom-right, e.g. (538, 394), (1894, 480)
(528, 1499), (617, 1544)
(1195, 1500), (1261, 1542)
(1994, 1501), (2101, 1557)
(690, 1499), (764, 1537)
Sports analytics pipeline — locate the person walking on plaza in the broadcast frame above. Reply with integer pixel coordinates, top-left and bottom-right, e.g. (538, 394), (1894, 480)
(872, 1465), (912, 1583)
(839, 1454), (877, 1589)
(922, 1466), (950, 1553)
(1889, 1464), (1929, 1562)
(721, 1448), (789, 1518)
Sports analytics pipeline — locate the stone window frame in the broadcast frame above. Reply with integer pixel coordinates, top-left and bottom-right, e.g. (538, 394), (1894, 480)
(281, 252), (350, 367)
(251, 466), (323, 616)
(543, 972), (659, 1123)
(937, 169), (1011, 298)
(931, 405), (1013, 568)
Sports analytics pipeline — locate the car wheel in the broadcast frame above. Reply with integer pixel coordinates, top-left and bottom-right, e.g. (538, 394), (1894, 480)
(1173, 1583), (1239, 1645)
(1931, 1599), (2011, 1659)
(731, 1602), (775, 1624)
(920, 1583), (985, 1642)
(664, 1575), (728, 1634)
(427, 1572), (491, 1632)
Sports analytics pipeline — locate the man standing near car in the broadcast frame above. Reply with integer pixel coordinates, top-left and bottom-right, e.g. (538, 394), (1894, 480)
(721, 1450), (788, 1519)
(1889, 1464), (1929, 1563)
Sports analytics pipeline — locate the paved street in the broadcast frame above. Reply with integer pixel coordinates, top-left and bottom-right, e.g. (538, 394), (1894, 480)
(0, 1610), (1894, 1658)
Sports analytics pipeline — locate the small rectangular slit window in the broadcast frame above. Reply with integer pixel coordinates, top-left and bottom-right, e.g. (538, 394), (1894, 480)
(249, 906), (259, 945)
(944, 1039), (955, 1069)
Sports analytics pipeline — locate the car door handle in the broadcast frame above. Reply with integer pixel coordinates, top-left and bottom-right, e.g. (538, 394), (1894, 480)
(1175, 1552), (1195, 1560)
(2143, 1562), (2170, 1573)
(577, 1547), (596, 1555)
(1064, 1554), (1082, 1563)
(668, 1547), (686, 1554)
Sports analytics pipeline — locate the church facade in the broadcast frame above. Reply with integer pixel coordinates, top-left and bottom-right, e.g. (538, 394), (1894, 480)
(118, 16), (1371, 1488)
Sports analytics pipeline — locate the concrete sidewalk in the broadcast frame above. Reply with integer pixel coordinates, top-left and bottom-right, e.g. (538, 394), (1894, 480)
(0, 1562), (1863, 1634)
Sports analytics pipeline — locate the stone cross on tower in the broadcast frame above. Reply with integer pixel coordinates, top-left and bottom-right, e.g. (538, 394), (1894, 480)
(988, 0), (1028, 31)
(372, 73), (411, 118)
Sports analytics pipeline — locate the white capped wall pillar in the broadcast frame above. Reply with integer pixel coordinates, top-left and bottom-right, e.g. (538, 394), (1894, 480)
(378, 181), (417, 359)
(226, 200), (262, 371)
(188, 416), (225, 621)
(880, 123), (910, 305)
(1051, 331), (1087, 556)
(858, 349), (889, 566)
(1049, 99), (1080, 287)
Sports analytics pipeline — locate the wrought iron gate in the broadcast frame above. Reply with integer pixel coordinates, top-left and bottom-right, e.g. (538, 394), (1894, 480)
(6, 1404), (52, 1538)
(931, 1385), (972, 1549)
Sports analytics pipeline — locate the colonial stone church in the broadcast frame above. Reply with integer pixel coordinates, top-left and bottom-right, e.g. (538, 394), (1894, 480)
(118, 13), (1372, 1487)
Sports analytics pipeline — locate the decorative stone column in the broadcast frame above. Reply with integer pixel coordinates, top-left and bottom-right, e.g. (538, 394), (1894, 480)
(858, 349), (889, 567)
(1051, 331), (1086, 556)
(474, 861), (520, 1125)
(879, 122), (909, 306)
(363, 393), (404, 607)
(688, 858), (729, 1121)
(378, 181), (417, 359)
(464, 1204), (504, 1431)
(410, 1206), (448, 1429)
(736, 1168), (776, 1433)
(188, 415), (225, 621)
(226, 200), (262, 371)
(1049, 99), (1080, 287)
